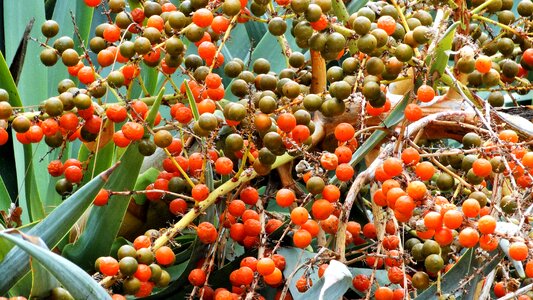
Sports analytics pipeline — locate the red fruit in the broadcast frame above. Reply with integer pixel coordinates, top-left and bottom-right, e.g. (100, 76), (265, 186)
(197, 222), (218, 244)
(188, 268), (206, 286)
(64, 166), (83, 183)
(94, 189), (110, 206)
(99, 256), (119, 276)
(155, 246), (175, 266)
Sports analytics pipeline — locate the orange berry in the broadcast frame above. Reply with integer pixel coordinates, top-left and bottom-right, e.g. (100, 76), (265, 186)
(335, 145), (352, 164)
(197, 222), (218, 244)
(423, 211), (442, 230)
(276, 188), (295, 207)
(493, 282), (507, 298)
(472, 158), (492, 177)
(509, 241), (529, 261)
(443, 209), (463, 229)
(479, 234), (499, 251)
(382, 179), (400, 195)
(277, 113), (297, 133)
(377, 16), (396, 35)
(311, 199), (334, 220)
(477, 215), (496, 234)
(462, 198), (481, 218)
(290, 207), (309, 225)
(526, 260), (533, 277)
(415, 161), (435, 181)
(405, 103), (422, 122)
(293, 229), (312, 248)
(401, 147), (420, 165)
(336, 163), (355, 181)
(383, 157), (403, 177)
(188, 268), (206, 286)
(192, 184), (210, 202)
(417, 84), (435, 102)
(499, 129), (518, 143)
(475, 55), (492, 73)
(155, 246), (175, 266)
(394, 195), (415, 215)
(263, 267), (282, 285)
(434, 227), (454, 246)
(94, 189), (110, 206)
(215, 157), (233, 175)
(103, 24), (121, 43)
(322, 184), (340, 202)
(375, 164), (392, 182)
(373, 189), (388, 206)
(375, 286), (394, 300)
(458, 227), (479, 248)
(99, 256), (119, 276)
(256, 258), (276, 276)
(320, 152), (338, 170)
(406, 180), (427, 201)
(192, 8), (214, 28)
(122, 122), (144, 141)
(334, 122), (355, 142)
(301, 219), (320, 237)
(386, 187), (406, 209)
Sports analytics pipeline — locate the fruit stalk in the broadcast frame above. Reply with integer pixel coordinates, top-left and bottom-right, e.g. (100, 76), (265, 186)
(152, 153), (297, 250)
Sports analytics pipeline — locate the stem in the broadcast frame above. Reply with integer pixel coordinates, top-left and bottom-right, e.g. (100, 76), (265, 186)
(152, 153), (296, 250)
(472, 14), (521, 36)
(209, 15), (239, 72)
(163, 148), (196, 189)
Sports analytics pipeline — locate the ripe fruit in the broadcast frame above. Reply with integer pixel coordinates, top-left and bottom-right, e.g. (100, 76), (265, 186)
(311, 199), (334, 220)
(293, 229), (312, 248)
(417, 85), (435, 102)
(472, 158), (492, 177)
(99, 257), (119, 276)
(188, 268), (206, 286)
(290, 207), (309, 225)
(377, 16), (396, 35)
(458, 227), (479, 248)
(462, 198), (481, 218)
(155, 246), (175, 266)
(257, 257), (275, 276)
(405, 103), (422, 121)
(197, 222), (218, 244)
(478, 215), (496, 234)
(352, 274), (370, 291)
(334, 123), (355, 142)
(383, 157), (403, 177)
(276, 188), (296, 207)
(509, 242), (529, 261)
(475, 55), (492, 73)
(443, 210), (463, 229)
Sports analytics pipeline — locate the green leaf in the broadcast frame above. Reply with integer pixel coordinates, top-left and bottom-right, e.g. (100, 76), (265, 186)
(428, 22), (459, 77)
(184, 80), (200, 121)
(145, 88), (165, 126)
(0, 232), (111, 300)
(417, 248), (503, 298)
(30, 240), (60, 298)
(329, 93), (410, 184)
(5, 0), (49, 223)
(0, 176), (11, 213)
(346, 0), (369, 14)
(78, 142), (115, 186)
(132, 168), (160, 205)
(0, 164), (117, 293)
(62, 144), (145, 270)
